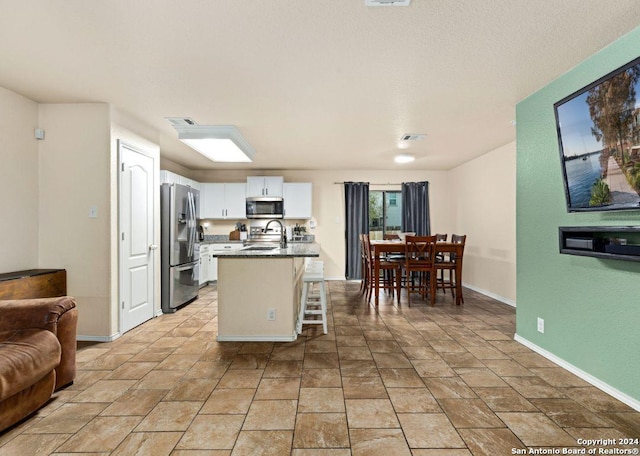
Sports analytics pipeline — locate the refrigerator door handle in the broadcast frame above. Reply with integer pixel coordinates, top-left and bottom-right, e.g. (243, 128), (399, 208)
(187, 191), (194, 258)
(188, 190), (197, 258)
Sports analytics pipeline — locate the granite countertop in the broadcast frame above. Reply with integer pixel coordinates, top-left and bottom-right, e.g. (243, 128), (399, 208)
(211, 243), (320, 258)
(200, 234), (315, 245)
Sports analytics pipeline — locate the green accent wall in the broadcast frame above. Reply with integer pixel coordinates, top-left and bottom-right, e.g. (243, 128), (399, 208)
(516, 26), (640, 401)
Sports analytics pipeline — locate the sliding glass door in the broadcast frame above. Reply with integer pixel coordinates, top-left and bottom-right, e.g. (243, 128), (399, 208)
(369, 190), (402, 240)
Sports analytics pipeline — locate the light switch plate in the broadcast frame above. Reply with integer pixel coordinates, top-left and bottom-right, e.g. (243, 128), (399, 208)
(89, 206), (98, 218)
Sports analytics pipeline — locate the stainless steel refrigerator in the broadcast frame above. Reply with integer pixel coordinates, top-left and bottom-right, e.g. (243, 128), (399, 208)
(161, 183), (200, 313)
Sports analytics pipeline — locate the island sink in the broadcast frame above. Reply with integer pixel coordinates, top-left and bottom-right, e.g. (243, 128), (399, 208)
(241, 246), (279, 251)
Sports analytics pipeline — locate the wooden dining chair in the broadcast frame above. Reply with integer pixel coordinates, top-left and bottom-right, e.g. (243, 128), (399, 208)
(403, 235), (438, 306)
(363, 234), (401, 304)
(435, 233), (448, 242)
(358, 234), (370, 296)
(436, 234), (466, 302)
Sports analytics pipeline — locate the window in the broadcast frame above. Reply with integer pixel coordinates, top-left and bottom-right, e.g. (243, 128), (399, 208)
(369, 190), (402, 240)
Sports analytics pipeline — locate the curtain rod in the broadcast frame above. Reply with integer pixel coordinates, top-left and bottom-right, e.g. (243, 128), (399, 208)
(333, 182), (402, 185)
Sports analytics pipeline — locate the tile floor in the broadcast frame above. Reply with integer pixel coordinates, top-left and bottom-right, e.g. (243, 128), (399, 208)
(0, 282), (639, 455)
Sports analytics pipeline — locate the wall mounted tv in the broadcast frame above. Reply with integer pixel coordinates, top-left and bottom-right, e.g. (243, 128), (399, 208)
(554, 55), (640, 212)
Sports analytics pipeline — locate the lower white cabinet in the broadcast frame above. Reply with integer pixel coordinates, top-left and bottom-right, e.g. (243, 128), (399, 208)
(283, 183), (312, 219)
(209, 243), (243, 281)
(208, 251), (217, 283)
(199, 244), (209, 287)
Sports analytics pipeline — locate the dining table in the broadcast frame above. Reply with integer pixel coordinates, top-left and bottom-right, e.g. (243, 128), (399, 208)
(369, 240), (464, 306)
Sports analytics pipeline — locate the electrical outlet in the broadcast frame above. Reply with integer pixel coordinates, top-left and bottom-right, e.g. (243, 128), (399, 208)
(537, 317), (545, 334)
(267, 309), (276, 321)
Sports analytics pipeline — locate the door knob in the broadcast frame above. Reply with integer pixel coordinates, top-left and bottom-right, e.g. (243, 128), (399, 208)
(149, 244), (158, 250)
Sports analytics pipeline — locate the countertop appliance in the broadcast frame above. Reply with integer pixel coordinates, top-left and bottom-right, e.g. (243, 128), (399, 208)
(161, 183), (200, 313)
(246, 196), (284, 219)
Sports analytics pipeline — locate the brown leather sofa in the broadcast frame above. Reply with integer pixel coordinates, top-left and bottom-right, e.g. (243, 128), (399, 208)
(0, 296), (77, 432)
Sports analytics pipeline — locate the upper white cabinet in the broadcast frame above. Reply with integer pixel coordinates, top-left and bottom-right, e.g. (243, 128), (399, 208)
(160, 170), (202, 217)
(283, 183), (313, 219)
(182, 177), (200, 192)
(160, 170), (200, 190)
(246, 176), (283, 197)
(201, 183), (246, 219)
(160, 170), (182, 185)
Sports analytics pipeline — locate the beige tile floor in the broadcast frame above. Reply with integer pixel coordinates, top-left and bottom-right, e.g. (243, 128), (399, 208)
(1, 282), (639, 455)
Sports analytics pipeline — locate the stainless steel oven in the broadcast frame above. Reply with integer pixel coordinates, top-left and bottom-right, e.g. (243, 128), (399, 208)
(246, 197), (284, 219)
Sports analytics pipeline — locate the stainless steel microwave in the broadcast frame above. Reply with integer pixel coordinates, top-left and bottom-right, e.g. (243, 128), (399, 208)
(246, 197), (284, 219)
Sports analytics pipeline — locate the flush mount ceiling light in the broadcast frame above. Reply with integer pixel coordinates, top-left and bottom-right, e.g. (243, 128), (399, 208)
(166, 118), (256, 163)
(394, 154), (415, 164)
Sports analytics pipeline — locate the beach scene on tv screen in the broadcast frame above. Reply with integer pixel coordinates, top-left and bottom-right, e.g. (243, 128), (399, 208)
(557, 62), (640, 209)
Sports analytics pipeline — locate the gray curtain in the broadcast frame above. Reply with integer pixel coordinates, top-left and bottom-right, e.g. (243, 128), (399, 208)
(401, 181), (431, 236)
(344, 182), (369, 280)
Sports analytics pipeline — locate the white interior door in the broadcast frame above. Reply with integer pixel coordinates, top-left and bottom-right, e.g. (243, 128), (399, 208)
(119, 141), (156, 333)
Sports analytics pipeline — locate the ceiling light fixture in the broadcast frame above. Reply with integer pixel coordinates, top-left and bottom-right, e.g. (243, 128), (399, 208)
(167, 119), (256, 163)
(394, 154), (415, 164)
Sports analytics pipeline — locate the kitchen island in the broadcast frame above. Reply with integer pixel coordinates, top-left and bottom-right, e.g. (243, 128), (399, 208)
(211, 243), (320, 342)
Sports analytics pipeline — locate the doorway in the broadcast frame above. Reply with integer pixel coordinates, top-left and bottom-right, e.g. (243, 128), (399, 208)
(369, 190), (402, 240)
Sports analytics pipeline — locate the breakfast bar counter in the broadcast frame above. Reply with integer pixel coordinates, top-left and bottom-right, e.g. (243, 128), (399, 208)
(211, 244), (320, 341)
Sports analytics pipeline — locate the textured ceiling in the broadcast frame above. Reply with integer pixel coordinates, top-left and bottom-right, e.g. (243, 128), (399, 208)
(1, 1), (639, 170)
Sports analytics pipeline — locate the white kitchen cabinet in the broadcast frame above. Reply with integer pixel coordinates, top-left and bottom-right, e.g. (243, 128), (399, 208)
(283, 183), (313, 219)
(201, 183), (246, 219)
(161, 171), (202, 217)
(160, 170), (182, 185)
(199, 244), (209, 287)
(160, 170), (200, 189)
(209, 243), (243, 281)
(208, 250), (217, 283)
(246, 176), (283, 197)
(182, 178), (200, 192)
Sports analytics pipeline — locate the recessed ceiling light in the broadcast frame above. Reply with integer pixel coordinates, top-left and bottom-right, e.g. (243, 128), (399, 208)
(394, 154), (415, 164)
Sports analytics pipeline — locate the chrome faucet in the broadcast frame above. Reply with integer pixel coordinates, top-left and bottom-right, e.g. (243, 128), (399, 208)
(264, 219), (287, 248)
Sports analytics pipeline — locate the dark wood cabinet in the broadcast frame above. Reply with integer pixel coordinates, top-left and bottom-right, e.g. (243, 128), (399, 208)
(0, 269), (67, 300)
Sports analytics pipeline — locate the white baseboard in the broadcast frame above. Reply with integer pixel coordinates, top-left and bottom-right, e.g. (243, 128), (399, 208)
(462, 282), (516, 307)
(514, 334), (640, 412)
(77, 333), (120, 343)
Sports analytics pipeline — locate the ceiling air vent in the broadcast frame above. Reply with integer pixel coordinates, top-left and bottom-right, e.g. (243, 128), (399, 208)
(365, 0), (411, 6)
(400, 133), (426, 141)
(165, 117), (197, 127)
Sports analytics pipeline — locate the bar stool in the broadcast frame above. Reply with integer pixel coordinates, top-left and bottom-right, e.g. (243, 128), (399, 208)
(297, 260), (328, 334)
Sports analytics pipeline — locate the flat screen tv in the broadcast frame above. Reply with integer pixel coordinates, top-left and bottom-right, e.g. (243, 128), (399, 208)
(554, 55), (640, 212)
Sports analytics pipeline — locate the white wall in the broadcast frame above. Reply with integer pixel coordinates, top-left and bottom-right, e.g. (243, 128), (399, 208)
(0, 87), (39, 272)
(38, 103), (113, 336)
(450, 141), (516, 304)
